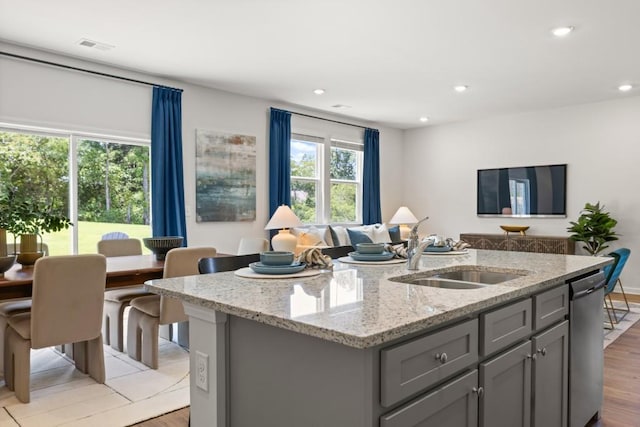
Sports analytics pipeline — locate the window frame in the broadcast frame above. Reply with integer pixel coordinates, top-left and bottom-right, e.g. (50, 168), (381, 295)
(290, 131), (363, 225)
(1, 122), (150, 254)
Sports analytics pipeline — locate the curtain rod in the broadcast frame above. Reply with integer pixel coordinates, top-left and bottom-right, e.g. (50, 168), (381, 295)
(0, 51), (183, 92)
(279, 108), (377, 131)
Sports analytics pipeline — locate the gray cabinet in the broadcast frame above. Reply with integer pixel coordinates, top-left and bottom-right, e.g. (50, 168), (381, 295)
(532, 321), (569, 427)
(480, 340), (532, 427)
(381, 370), (479, 427)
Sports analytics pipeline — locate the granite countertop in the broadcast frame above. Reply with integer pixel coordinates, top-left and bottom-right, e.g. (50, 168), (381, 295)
(144, 250), (611, 349)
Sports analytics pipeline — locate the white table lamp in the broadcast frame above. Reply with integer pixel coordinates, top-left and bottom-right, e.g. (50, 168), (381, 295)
(265, 205), (303, 252)
(389, 206), (419, 240)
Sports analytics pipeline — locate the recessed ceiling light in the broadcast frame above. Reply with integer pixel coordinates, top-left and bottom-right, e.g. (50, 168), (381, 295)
(618, 84), (633, 92)
(454, 85), (468, 93)
(419, 117), (429, 123)
(313, 89), (325, 95)
(551, 26), (574, 37)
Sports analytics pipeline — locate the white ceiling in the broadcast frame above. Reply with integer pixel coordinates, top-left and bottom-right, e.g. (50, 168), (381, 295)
(1, 0), (639, 129)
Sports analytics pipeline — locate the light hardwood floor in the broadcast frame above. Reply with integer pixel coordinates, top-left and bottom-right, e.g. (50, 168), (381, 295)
(141, 296), (640, 427)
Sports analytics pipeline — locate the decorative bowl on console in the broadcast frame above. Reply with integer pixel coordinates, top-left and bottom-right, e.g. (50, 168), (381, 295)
(0, 255), (16, 277)
(143, 236), (184, 260)
(500, 225), (530, 235)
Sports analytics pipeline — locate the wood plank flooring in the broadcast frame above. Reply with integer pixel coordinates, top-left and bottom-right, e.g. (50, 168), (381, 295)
(138, 307), (640, 427)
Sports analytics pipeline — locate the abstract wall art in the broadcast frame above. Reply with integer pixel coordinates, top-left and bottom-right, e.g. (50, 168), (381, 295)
(195, 129), (256, 222)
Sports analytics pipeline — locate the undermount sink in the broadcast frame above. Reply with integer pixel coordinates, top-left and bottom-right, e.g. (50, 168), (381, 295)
(432, 270), (524, 284)
(389, 266), (528, 290)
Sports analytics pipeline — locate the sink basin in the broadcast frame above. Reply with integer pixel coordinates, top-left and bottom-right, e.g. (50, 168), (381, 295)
(389, 266), (528, 290)
(413, 278), (485, 290)
(432, 270), (524, 284)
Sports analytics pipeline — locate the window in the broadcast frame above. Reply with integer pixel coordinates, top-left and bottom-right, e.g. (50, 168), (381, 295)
(0, 126), (151, 255)
(290, 133), (362, 224)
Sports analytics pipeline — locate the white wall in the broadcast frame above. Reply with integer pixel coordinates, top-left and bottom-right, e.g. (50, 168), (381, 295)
(403, 96), (640, 293)
(0, 42), (404, 255)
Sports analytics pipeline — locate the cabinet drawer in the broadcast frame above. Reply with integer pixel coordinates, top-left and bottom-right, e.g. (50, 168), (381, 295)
(381, 319), (478, 407)
(533, 285), (568, 331)
(381, 370), (478, 427)
(481, 298), (532, 357)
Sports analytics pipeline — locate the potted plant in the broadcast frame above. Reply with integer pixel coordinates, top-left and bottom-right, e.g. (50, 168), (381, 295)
(567, 202), (619, 256)
(6, 198), (72, 266)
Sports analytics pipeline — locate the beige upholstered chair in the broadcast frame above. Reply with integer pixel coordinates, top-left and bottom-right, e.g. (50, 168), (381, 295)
(4, 254), (107, 403)
(99, 238), (154, 351)
(127, 246), (216, 369)
(237, 237), (269, 255)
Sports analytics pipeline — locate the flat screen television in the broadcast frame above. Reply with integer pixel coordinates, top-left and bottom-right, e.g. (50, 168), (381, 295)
(477, 164), (567, 217)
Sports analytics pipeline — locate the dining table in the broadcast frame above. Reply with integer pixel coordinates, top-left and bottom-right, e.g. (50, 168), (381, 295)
(0, 254), (164, 301)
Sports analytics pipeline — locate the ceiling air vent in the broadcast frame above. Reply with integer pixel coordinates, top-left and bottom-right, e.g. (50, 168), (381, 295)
(332, 104), (352, 109)
(77, 38), (114, 51)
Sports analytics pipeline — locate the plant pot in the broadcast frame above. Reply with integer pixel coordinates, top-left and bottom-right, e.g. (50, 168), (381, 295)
(19, 233), (39, 253)
(0, 228), (6, 257)
(16, 251), (44, 267)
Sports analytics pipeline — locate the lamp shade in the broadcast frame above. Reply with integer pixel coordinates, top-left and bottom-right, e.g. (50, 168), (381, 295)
(389, 207), (419, 225)
(265, 205), (303, 230)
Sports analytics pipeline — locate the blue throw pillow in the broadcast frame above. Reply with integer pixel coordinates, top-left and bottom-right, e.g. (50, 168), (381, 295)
(328, 225), (341, 247)
(347, 228), (373, 249)
(388, 225), (402, 243)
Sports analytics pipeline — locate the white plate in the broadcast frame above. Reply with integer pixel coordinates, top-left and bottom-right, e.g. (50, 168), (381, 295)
(234, 267), (324, 279)
(338, 256), (407, 265)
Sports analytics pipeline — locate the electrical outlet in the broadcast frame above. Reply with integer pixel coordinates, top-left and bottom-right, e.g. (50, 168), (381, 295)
(196, 351), (208, 391)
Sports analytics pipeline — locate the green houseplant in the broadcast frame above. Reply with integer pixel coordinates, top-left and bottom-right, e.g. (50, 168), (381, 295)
(567, 202), (618, 256)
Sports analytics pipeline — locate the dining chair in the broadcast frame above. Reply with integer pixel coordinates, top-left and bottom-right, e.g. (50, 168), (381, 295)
(4, 254), (107, 403)
(198, 253), (261, 274)
(99, 238), (154, 351)
(237, 237), (269, 255)
(603, 248), (631, 328)
(101, 231), (130, 240)
(127, 246), (217, 369)
(321, 245), (353, 259)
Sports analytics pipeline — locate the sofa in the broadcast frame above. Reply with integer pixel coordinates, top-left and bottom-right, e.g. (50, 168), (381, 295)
(291, 224), (402, 255)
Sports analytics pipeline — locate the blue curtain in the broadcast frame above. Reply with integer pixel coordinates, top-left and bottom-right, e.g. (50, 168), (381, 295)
(151, 86), (187, 245)
(363, 128), (381, 224)
(268, 108), (292, 219)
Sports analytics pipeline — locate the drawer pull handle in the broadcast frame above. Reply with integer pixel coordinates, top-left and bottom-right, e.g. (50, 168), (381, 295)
(526, 353), (537, 360)
(537, 347), (547, 357)
(472, 386), (484, 397)
(435, 352), (448, 364)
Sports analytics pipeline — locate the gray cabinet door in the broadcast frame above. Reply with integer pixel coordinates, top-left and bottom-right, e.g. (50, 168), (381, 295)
(480, 340), (532, 427)
(381, 319), (478, 406)
(532, 321), (568, 427)
(380, 370), (478, 427)
(481, 298), (532, 357)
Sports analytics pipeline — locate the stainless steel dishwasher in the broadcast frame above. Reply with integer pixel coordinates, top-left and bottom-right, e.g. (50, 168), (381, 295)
(569, 270), (606, 427)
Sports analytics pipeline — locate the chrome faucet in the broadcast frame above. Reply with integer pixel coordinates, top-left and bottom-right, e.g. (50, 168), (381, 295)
(407, 217), (435, 270)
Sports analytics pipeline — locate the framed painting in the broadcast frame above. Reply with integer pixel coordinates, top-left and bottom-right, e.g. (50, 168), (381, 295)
(195, 129), (256, 222)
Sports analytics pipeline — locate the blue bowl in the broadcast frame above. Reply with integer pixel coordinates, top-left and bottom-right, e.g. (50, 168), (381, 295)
(260, 251), (294, 266)
(356, 243), (385, 254)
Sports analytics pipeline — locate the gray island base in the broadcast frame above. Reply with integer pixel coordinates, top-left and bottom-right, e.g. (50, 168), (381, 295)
(145, 250), (611, 427)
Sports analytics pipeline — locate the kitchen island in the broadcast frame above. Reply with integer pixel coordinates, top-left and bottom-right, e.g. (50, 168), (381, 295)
(145, 250), (611, 427)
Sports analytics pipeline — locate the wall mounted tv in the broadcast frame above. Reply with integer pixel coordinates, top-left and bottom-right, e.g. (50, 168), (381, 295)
(477, 164), (567, 217)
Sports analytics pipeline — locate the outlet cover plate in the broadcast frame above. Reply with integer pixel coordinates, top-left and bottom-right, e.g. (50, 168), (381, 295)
(196, 351), (208, 391)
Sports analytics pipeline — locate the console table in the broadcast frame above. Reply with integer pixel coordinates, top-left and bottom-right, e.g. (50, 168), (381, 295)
(460, 233), (575, 255)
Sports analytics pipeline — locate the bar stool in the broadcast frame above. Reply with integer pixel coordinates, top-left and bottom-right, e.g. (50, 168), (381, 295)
(127, 246), (216, 368)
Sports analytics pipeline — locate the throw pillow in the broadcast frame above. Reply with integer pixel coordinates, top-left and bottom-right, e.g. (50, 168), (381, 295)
(346, 228), (373, 249)
(371, 223), (392, 244)
(388, 225), (402, 243)
(298, 226), (327, 247)
(328, 225), (340, 247)
(331, 225), (351, 246)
